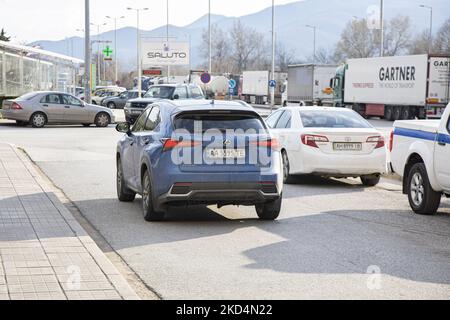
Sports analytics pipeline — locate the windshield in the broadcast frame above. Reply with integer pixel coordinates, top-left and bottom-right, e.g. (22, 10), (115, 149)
(299, 110), (372, 129)
(144, 86), (174, 99)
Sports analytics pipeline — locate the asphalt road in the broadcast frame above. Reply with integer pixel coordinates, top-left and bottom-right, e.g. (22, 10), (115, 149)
(1, 114), (449, 299)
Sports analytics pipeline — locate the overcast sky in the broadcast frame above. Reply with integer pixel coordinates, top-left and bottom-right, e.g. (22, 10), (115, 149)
(1, 0), (300, 43)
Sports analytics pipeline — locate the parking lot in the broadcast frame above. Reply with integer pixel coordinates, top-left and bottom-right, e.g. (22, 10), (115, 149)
(1, 109), (449, 300)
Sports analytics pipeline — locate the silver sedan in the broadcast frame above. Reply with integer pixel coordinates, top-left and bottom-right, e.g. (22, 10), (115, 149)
(1, 91), (115, 128)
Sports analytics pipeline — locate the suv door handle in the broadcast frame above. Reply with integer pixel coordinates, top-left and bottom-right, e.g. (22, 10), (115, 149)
(438, 141), (446, 146)
(42, 104), (49, 107)
(65, 106), (70, 109)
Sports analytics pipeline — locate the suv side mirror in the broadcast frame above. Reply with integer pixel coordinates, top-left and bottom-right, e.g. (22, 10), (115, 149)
(116, 122), (131, 135)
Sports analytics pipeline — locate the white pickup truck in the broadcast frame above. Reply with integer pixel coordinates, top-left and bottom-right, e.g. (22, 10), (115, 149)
(390, 103), (450, 215)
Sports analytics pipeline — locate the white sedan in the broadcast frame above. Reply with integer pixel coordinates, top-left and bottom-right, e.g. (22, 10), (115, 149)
(266, 107), (387, 186)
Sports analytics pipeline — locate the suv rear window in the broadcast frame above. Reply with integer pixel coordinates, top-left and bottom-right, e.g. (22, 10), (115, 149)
(174, 113), (267, 133)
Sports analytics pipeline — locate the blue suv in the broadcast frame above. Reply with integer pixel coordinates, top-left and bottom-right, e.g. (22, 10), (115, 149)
(116, 100), (283, 221)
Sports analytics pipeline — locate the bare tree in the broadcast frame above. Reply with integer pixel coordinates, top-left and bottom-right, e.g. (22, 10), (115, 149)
(434, 18), (450, 55)
(408, 29), (431, 55)
(383, 15), (411, 56)
(229, 20), (265, 73)
(307, 47), (338, 64)
(334, 19), (380, 61)
(200, 24), (232, 73)
(276, 42), (297, 71)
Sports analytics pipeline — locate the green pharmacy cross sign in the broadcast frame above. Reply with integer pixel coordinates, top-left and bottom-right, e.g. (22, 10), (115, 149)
(103, 46), (113, 58)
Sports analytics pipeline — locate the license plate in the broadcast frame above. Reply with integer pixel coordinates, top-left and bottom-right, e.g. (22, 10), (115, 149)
(333, 142), (362, 151)
(206, 149), (246, 159)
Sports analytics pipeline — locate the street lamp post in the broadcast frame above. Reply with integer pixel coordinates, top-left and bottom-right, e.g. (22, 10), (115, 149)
(84, 0), (91, 104)
(420, 4), (433, 54)
(209, 0), (212, 74)
(305, 24), (316, 63)
(380, 0), (384, 57)
(270, 0), (275, 110)
(106, 15), (125, 84)
(127, 7), (149, 93)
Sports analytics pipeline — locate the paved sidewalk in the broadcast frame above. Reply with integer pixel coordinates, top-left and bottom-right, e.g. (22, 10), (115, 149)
(0, 143), (139, 300)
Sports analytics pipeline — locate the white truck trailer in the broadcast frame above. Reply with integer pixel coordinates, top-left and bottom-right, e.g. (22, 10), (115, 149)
(282, 64), (337, 106)
(241, 71), (287, 105)
(331, 54), (450, 120)
(390, 102), (450, 215)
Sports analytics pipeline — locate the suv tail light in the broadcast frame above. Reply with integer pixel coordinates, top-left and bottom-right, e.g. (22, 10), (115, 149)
(367, 136), (385, 149)
(11, 102), (23, 110)
(301, 134), (329, 148)
(162, 139), (200, 152)
(252, 138), (280, 150)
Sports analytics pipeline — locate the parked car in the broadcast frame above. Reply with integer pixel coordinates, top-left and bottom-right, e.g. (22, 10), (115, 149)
(390, 102), (450, 215)
(1, 91), (115, 128)
(266, 107), (386, 185)
(124, 83), (205, 123)
(115, 100), (283, 221)
(102, 90), (144, 109)
(91, 87), (126, 105)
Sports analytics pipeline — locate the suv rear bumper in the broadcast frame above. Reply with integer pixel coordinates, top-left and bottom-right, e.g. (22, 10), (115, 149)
(157, 182), (281, 208)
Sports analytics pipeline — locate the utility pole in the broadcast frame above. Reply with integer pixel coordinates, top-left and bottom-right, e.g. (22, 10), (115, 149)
(84, 0), (91, 104)
(106, 15), (125, 84)
(420, 4), (433, 54)
(209, 0), (212, 74)
(167, 0), (170, 83)
(380, 0), (384, 57)
(127, 7), (149, 93)
(270, 0), (275, 110)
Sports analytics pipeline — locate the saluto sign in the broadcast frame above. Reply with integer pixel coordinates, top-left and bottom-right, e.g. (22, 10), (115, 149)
(142, 41), (190, 66)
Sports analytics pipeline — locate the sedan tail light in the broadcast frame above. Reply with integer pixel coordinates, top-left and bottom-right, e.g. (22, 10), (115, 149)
(11, 102), (23, 110)
(301, 134), (329, 148)
(367, 136), (385, 149)
(162, 139), (200, 152)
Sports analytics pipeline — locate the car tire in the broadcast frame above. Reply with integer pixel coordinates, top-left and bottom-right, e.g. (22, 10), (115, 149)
(361, 175), (381, 187)
(255, 195), (282, 221)
(30, 112), (47, 128)
(407, 163), (441, 215)
(94, 112), (110, 127)
(282, 151), (294, 184)
(142, 169), (165, 222)
(107, 102), (116, 109)
(117, 158), (136, 202)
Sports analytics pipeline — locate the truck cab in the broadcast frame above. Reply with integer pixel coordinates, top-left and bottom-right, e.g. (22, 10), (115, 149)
(331, 65), (345, 108)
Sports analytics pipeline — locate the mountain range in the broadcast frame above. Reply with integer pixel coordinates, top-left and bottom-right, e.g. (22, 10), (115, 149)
(30, 0), (450, 70)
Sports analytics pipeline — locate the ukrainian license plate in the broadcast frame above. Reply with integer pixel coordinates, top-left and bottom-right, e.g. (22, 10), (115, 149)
(206, 149), (246, 159)
(333, 142), (362, 151)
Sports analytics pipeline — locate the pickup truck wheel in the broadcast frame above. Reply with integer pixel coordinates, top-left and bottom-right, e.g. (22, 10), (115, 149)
(142, 170), (165, 222)
(361, 175), (380, 187)
(255, 195), (282, 221)
(407, 163), (441, 215)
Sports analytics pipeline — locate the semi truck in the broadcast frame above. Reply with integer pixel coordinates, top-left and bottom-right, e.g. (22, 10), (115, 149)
(282, 64), (337, 106)
(331, 54), (450, 120)
(240, 71), (287, 105)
